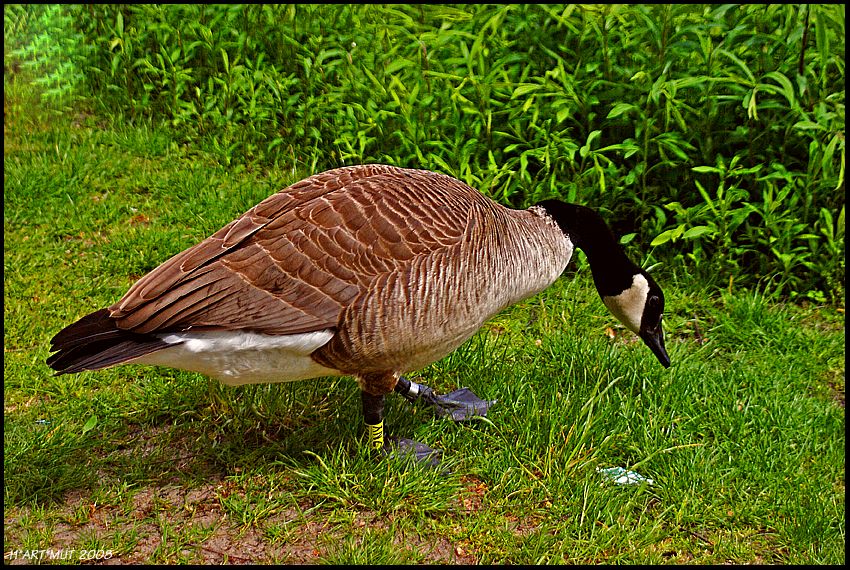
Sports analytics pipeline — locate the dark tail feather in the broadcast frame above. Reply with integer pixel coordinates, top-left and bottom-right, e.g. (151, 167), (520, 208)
(47, 309), (170, 375)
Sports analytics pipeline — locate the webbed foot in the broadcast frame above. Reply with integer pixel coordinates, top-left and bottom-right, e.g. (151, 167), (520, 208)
(395, 377), (496, 421)
(382, 436), (442, 468)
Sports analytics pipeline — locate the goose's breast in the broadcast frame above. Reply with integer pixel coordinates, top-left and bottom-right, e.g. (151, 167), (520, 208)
(314, 229), (570, 374)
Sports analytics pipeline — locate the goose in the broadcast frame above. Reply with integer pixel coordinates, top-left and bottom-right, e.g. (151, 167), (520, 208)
(47, 164), (670, 463)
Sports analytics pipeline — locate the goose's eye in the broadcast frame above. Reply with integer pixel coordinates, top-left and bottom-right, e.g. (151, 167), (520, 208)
(643, 295), (664, 330)
(645, 295), (660, 315)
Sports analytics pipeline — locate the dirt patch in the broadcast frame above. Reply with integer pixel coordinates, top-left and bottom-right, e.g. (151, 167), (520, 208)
(4, 480), (482, 564)
(825, 368), (845, 408)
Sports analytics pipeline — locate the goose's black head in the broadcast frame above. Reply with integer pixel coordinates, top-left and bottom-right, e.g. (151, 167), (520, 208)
(536, 199), (671, 368)
(600, 269), (670, 368)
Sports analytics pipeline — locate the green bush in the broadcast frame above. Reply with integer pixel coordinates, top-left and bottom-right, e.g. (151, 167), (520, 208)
(5, 4), (91, 105)
(8, 4), (844, 301)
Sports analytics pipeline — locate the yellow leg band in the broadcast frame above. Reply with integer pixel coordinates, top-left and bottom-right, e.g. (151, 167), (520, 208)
(366, 421), (384, 450)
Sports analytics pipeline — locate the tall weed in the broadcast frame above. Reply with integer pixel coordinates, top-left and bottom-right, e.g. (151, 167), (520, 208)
(5, 4), (91, 106)
(8, 4), (845, 300)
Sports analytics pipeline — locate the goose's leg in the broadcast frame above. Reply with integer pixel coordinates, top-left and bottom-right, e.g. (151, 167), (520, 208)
(360, 390), (388, 451)
(359, 373), (441, 466)
(394, 377), (496, 421)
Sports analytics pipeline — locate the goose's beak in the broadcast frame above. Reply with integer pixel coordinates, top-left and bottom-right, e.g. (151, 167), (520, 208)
(640, 328), (671, 368)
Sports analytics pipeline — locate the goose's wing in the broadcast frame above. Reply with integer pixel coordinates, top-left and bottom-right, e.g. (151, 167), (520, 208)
(109, 165), (481, 335)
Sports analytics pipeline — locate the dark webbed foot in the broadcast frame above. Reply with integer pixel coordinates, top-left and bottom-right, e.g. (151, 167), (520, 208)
(383, 437), (442, 468)
(360, 376), (495, 468)
(361, 390), (443, 468)
(394, 377), (496, 421)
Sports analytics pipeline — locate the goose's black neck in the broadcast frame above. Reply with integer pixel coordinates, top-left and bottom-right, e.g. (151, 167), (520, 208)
(535, 200), (639, 297)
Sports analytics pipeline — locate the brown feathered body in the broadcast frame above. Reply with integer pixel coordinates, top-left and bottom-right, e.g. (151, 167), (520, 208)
(48, 165), (574, 394)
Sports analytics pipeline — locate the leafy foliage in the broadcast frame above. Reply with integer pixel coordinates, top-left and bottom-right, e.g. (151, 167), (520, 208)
(3, 8), (845, 563)
(4, 4), (91, 105)
(7, 4), (845, 300)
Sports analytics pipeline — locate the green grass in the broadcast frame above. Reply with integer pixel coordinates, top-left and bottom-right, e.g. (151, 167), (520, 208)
(3, 86), (845, 564)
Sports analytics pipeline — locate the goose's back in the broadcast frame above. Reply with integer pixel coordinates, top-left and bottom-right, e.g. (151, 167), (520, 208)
(109, 165), (497, 339)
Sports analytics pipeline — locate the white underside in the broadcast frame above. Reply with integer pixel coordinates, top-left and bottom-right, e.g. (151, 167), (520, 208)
(130, 329), (341, 386)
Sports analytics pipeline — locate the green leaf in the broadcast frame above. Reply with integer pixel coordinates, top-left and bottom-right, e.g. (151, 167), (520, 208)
(683, 226), (714, 239)
(792, 121), (824, 131)
(606, 103), (639, 119)
(221, 48), (229, 73)
(579, 130), (601, 158)
(82, 415), (98, 435)
(692, 166), (721, 174)
(813, 5), (830, 80)
(651, 225), (684, 246)
(763, 71), (796, 109)
(512, 83), (541, 98)
(598, 142), (641, 156)
(663, 201), (687, 216)
(694, 180), (719, 217)
(746, 88), (758, 120)
(672, 76), (709, 90)
(716, 48), (755, 83)
(385, 57), (414, 75)
(556, 107), (570, 123)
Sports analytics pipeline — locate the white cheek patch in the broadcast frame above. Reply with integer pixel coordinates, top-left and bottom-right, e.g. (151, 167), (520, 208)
(602, 274), (649, 334)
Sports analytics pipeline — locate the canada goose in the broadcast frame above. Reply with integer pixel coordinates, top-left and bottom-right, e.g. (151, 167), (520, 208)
(47, 164), (670, 463)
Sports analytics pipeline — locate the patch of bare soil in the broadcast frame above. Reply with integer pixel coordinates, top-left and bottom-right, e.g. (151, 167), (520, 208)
(5, 481), (484, 564)
(4, 422), (490, 564)
(6, 483), (323, 564)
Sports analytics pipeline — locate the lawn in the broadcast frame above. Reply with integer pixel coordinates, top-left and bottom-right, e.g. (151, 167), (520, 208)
(3, 90), (845, 564)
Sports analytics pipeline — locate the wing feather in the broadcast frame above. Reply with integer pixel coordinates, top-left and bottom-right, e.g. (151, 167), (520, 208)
(109, 165), (484, 336)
